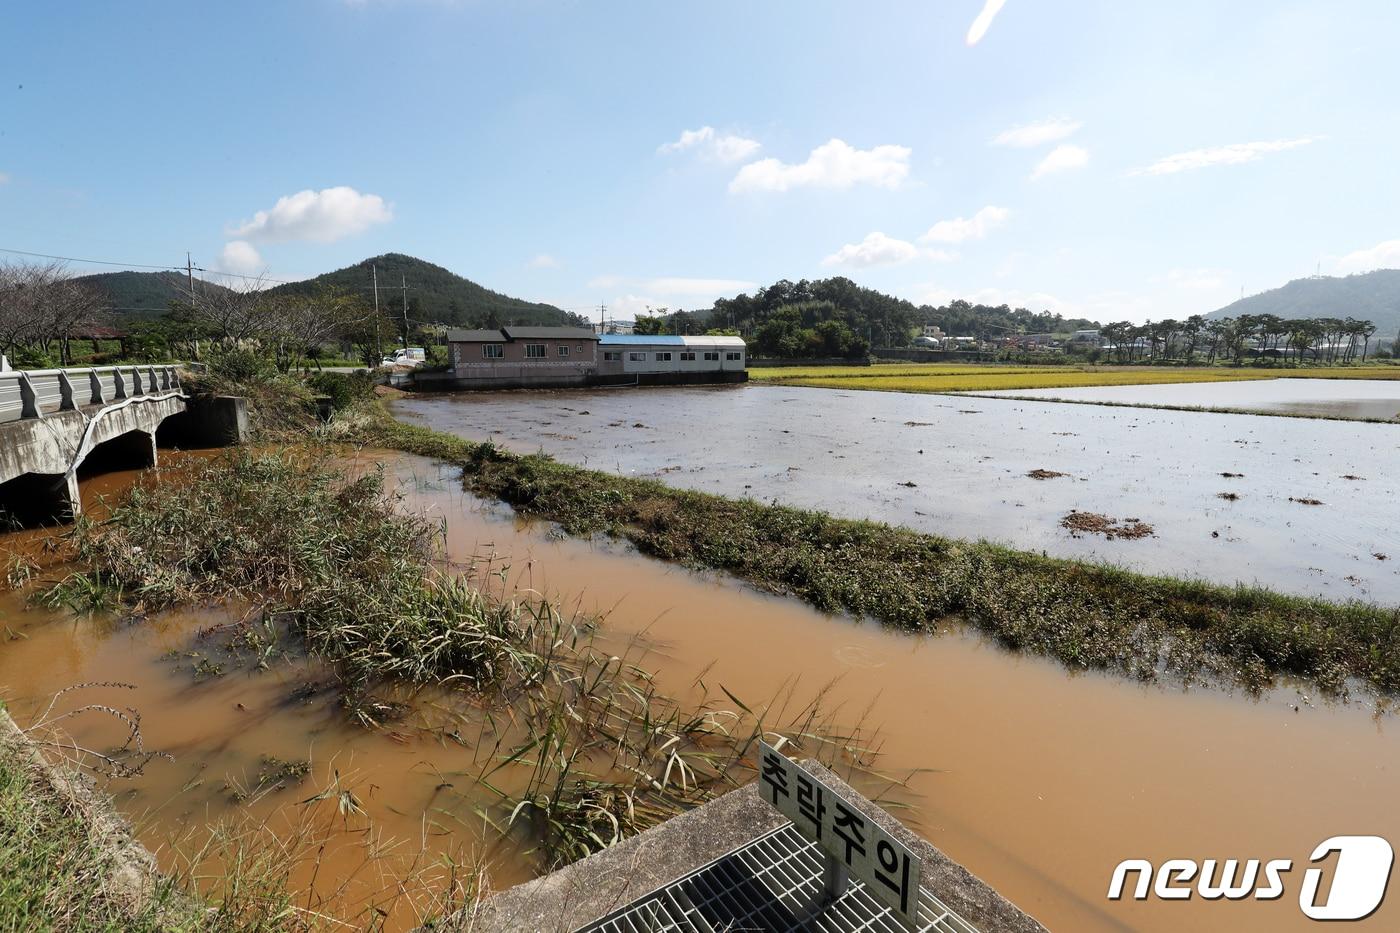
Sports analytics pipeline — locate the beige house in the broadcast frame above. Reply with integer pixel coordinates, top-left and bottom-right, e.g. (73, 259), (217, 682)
(447, 326), (599, 385)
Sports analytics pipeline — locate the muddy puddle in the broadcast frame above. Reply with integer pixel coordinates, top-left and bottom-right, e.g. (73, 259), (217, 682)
(979, 376), (1400, 421)
(391, 385), (1400, 604)
(2, 451), (1399, 931)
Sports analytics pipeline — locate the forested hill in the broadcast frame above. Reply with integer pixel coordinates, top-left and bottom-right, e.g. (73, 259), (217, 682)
(74, 271), (229, 318)
(1208, 269), (1400, 342)
(707, 277), (1100, 342)
(266, 254), (585, 328)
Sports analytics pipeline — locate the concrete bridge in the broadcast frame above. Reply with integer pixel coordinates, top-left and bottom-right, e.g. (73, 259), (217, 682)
(0, 365), (245, 524)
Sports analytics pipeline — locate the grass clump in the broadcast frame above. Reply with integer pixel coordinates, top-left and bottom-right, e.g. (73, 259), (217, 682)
(43, 450), (527, 696)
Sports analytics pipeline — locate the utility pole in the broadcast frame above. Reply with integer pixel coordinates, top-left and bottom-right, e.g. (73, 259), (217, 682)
(401, 275), (410, 349)
(372, 263), (382, 362)
(186, 252), (200, 361)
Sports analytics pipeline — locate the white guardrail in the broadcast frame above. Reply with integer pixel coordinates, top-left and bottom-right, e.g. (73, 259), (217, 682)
(0, 365), (183, 423)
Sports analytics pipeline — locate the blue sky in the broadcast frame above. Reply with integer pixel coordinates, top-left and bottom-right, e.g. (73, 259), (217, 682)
(2, 0), (1397, 324)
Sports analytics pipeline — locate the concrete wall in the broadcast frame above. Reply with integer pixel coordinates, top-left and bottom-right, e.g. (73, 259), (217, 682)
(463, 761), (1046, 933)
(412, 370), (747, 392)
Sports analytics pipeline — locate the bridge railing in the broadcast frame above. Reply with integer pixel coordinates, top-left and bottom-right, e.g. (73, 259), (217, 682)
(0, 364), (183, 424)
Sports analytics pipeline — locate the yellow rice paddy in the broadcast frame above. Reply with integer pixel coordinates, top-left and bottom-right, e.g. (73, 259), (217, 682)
(750, 363), (1400, 394)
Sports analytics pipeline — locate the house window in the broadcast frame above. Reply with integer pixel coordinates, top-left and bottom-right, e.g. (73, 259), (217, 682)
(482, 344), (504, 359)
(557, 345), (571, 357)
(656, 352), (672, 362)
(604, 351), (621, 361)
(726, 352), (742, 361)
(628, 352), (646, 362)
(703, 351), (720, 361)
(526, 344), (546, 359)
(680, 352), (696, 361)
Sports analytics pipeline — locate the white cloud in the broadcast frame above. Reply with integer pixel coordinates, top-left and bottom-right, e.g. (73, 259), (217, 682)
(1165, 268), (1227, 290)
(1336, 239), (1400, 274)
(643, 276), (757, 296)
(992, 118), (1082, 148)
(0, 171), (9, 185)
(230, 186), (392, 242)
(1130, 137), (1319, 176)
(589, 275), (756, 298)
(919, 206), (1010, 244)
(528, 253), (561, 270)
(823, 232), (921, 268)
(593, 276), (757, 317)
(729, 139), (911, 193)
(966, 0), (1008, 46)
(217, 240), (264, 276)
(1031, 144), (1089, 179)
(658, 126), (761, 164)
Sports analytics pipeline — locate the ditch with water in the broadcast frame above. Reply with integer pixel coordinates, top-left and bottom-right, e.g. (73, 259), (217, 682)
(1, 444), (1398, 931)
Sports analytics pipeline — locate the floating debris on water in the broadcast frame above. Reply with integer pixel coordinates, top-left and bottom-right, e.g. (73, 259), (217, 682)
(1060, 511), (1155, 540)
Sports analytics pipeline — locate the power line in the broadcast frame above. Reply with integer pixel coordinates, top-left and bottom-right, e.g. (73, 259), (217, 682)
(0, 245), (303, 286)
(0, 246), (183, 271)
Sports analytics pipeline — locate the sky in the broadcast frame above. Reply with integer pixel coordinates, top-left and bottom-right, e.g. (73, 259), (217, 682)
(2, 0), (1398, 325)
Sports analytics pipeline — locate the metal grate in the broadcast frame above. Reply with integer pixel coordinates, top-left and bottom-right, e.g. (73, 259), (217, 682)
(580, 823), (980, 933)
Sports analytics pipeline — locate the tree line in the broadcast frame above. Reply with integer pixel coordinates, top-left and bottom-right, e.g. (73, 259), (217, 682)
(0, 259), (400, 370)
(1097, 314), (1381, 364)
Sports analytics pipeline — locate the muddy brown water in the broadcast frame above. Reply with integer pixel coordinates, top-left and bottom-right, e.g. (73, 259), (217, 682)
(390, 384), (1400, 605)
(1, 453), (1399, 931)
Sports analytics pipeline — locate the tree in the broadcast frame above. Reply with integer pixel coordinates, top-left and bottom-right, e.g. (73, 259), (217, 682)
(263, 287), (375, 371)
(182, 274), (275, 344)
(0, 260), (106, 365)
(632, 313), (665, 336)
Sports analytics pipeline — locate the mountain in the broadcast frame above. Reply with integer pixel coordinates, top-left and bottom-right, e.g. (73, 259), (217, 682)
(74, 270), (229, 318)
(267, 253), (585, 328)
(1207, 269), (1400, 345)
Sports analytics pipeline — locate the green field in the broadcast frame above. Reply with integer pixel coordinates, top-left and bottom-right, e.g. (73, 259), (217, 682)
(750, 363), (1400, 394)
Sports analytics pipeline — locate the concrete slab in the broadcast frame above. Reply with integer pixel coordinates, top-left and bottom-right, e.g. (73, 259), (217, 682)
(457, 762), (1046, 933)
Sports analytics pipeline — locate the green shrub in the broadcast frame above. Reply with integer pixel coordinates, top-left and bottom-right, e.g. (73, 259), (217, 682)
(206, 346), (274, 383)
(306, 371), (375, 411)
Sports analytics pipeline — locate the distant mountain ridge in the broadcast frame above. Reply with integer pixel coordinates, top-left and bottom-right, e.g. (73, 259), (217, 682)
(74, 270), (229, 318)
(266, 253), (584, 328)
(1208, 269), (1400, 345)
(78, 254), (583, 329)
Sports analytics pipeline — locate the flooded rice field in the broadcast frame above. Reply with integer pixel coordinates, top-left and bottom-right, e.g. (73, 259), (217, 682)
(2, 453), (1398, 931)
(391, 384), (1400, 605)
(978, 376), (1400, 421)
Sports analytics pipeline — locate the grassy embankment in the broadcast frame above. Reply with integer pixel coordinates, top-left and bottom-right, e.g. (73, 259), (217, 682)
(352, 395), (1400, 699)
(0, 707), (193, 931)
(751, 362), (1400, 394)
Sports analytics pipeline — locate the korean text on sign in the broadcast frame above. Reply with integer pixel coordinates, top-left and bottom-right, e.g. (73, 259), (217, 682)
(759, 741), (921, 927)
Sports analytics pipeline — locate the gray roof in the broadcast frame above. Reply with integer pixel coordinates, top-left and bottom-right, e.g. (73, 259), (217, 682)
(447, 328), (507, 342)
(501, 326), (598, 341)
